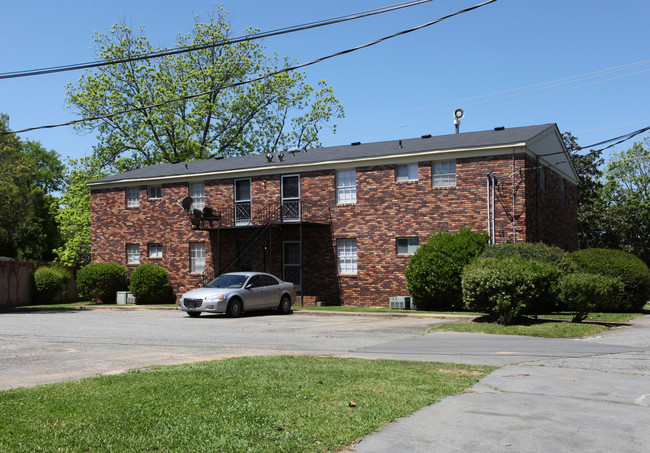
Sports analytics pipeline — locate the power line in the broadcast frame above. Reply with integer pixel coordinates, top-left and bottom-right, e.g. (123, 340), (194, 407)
(0, 0), (435, 80)
(1, 0), (498, 136)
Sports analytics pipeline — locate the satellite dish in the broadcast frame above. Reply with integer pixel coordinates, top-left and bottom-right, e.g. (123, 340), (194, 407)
(454, 108), (465, 119)
(181, 196), (193, 211)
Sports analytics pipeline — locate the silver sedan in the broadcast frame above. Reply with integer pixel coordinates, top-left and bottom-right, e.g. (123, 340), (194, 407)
(178, 272), (295, 318)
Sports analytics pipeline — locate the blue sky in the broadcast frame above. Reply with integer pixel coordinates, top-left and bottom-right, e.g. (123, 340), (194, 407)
(2, 0), (650, 164)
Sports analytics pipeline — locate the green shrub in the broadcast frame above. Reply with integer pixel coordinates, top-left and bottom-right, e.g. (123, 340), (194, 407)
(128, 264), (173, 304)
(462, 256), (561, 324)
(76, 262), (127, 304)
(33, 266), (72, 303)
(405, 227), (489, 311)
(571, 249), (650, 311)
(558, 273), (624, 322)
(481, 242), (574, 273)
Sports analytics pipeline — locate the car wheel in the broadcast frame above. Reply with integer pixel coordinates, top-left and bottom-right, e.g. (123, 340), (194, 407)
(226, 298), (243, 318)
(278, 295), (292, 315)
(187, 311), (201, 318)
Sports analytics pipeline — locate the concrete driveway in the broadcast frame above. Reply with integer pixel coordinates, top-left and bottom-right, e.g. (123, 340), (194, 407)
(353, 315), (650, 452)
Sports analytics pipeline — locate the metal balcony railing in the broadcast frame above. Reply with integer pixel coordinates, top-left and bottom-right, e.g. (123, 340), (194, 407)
(189, 200), (331, 230)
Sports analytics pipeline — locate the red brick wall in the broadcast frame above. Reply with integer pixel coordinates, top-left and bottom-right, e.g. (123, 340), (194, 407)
(90, 152), (577, 307)
(524, 155), (578, 250)
(91, 182), (211, 297)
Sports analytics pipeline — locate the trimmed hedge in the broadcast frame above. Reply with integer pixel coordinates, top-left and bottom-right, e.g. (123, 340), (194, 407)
(462, 256), (561, 324)
(558, 273), (624, 322)
(128, 264), (173, 304)
(571, 248), (650, 311)
(481, 242), (574, 274)
(76, 262), (127, 304)
(33, 266), (72, 303)
(405, 227), (488, 311)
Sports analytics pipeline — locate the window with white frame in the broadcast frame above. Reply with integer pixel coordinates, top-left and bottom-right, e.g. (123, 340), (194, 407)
(337, 238), (357, 274)
(396, 164), (418, 182)
(189, 182), (205, 210)
(148, 243), (163, 259)
(126, 244), (140, 264)
(126, 187), (139, 207)
(148, 185), (162, 200)
(396, 237), (419, 255)
(190, 243), (206, 274)
(336, 169), (357, 204)
(432, 160), (456, 187)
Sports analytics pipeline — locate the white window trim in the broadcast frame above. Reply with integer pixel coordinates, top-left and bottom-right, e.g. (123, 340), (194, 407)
(337, 238), (358, 275)
(336, 169), (357, 204)
(396, 237), (419, 255)
(432, 160), (456, 188)
(148, 243), (163, 259)
(126, 244), (140, 265)
(126, 187), (139, 208)
(189, 182), (205, 211)
(148, 185), (162, 200)
(190, 243), (206, 274)
(396, 163), (418, 182)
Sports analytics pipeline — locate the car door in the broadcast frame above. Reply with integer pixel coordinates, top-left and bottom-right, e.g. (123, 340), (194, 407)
(243, 275), (267, 311)
(260, 274), (282, 309)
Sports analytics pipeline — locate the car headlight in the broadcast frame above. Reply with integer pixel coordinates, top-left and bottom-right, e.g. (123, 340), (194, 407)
(204, 294), (226, 303)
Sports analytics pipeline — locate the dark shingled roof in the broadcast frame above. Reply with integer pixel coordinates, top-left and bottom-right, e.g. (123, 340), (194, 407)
(90, 123), (560, 185)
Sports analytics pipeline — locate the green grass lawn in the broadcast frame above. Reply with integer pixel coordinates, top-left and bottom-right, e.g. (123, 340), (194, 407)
(429, 318), (610, 338)
(0, 356), (493, 452)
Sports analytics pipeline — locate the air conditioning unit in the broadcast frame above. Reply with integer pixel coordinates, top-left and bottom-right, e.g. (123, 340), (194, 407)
(116, 291), (129, 305)
(389, 296), (411, 310)
(127, 293), (137, 304)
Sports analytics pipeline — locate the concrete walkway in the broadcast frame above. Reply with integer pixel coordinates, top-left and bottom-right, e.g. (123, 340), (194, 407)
(353, 315), (650, 452)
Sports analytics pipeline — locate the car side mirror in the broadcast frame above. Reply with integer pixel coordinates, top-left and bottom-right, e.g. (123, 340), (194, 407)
(245, 283), (254, 290)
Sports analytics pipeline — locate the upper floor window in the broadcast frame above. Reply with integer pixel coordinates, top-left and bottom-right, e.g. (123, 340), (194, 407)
(126, 187), (139, 208)
(396, 164), (418, 182)
(396, 237), (419, 255)
(148, 243), (163, 259)
(189, 182), (205, 210)
(432, 160), (456, 188)
(126, 244), (140, 265)
(190, 242), (206, 274)
(336, 169), (357, 204)
(148, 185), (162, 200)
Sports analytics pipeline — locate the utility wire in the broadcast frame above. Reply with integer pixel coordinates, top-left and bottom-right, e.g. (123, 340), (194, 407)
(0, 0), (435, 80)
(1, 0), (498, 136)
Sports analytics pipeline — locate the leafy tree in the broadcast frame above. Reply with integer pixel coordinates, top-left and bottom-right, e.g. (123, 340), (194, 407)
(602, 139), (650, 264)
(0, 114), (63, 260)
(55, 156), (107, 267)
(66, 9), (344, 170)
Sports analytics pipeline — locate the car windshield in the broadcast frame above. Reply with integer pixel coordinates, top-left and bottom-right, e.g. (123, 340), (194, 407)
(206, 274), (248, 289)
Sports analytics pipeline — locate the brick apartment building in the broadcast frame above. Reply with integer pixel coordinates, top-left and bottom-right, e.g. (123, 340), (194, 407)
(88, 123), (578, 306)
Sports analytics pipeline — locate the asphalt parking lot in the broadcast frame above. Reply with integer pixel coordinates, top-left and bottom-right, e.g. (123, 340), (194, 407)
(0, 308), (454, 390)
(2, 308), (649, 451)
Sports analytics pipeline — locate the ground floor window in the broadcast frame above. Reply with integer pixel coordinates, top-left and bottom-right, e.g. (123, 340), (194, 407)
(148, 243), (163, 259)
(337, 238), (357, 275)
(396, 237), (419, 255)
(126, 244), (140, 264)
(190, 243), (206, 274)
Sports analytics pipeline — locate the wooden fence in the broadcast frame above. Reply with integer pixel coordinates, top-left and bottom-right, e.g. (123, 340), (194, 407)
(0, 258), (78, 307)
